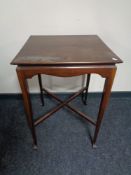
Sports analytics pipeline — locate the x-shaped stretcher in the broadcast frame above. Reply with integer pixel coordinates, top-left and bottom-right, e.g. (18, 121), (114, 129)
(34, 74), (96, 132)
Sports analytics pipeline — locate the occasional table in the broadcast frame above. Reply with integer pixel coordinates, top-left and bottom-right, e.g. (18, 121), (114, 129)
(11, 35), (123, 148)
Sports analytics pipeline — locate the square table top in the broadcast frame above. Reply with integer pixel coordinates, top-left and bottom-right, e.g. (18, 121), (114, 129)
(11, 35), (123, 66)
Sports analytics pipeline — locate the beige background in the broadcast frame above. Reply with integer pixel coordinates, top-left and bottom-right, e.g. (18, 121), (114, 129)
(0, 0), (131, 93)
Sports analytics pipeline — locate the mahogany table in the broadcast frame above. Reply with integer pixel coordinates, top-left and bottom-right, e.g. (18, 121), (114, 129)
(11, 35), (123, 148)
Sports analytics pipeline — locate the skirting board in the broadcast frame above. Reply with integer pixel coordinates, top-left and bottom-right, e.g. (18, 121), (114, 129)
(0, 92), (131, 100)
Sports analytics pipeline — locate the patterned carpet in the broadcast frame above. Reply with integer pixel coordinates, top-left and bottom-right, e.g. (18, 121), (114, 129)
(0, 94), (131, 175)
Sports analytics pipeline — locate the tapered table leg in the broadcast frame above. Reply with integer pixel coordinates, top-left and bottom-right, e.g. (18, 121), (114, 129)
(16, 68), (37, 148)
(38, 74), (44, 106)
(82, 74), (91, 105)
(92, 68), (116, 147)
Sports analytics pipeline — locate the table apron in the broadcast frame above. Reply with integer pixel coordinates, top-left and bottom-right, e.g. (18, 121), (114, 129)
(16, 65), (117, 79)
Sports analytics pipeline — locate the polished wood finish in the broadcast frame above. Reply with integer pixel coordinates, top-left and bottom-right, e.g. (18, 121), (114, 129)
(11, 35), (123, 148)
(11, 35), (122, 65)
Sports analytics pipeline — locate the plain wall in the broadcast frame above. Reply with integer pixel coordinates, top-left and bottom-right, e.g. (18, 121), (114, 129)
(0, 0), (131, 93)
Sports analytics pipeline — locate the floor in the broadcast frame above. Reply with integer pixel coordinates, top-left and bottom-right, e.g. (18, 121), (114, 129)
(0, 94), (131, 175)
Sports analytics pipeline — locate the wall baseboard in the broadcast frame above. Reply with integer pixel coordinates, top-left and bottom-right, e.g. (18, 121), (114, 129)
(0, 91), (131, 100)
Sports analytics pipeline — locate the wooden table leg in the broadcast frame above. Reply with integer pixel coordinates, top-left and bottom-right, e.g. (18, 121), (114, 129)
(92, 68), (116, 148)
(82, 74), (91, 105)
(16, 68), (37, 149)
(38, 74), (44, 106)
